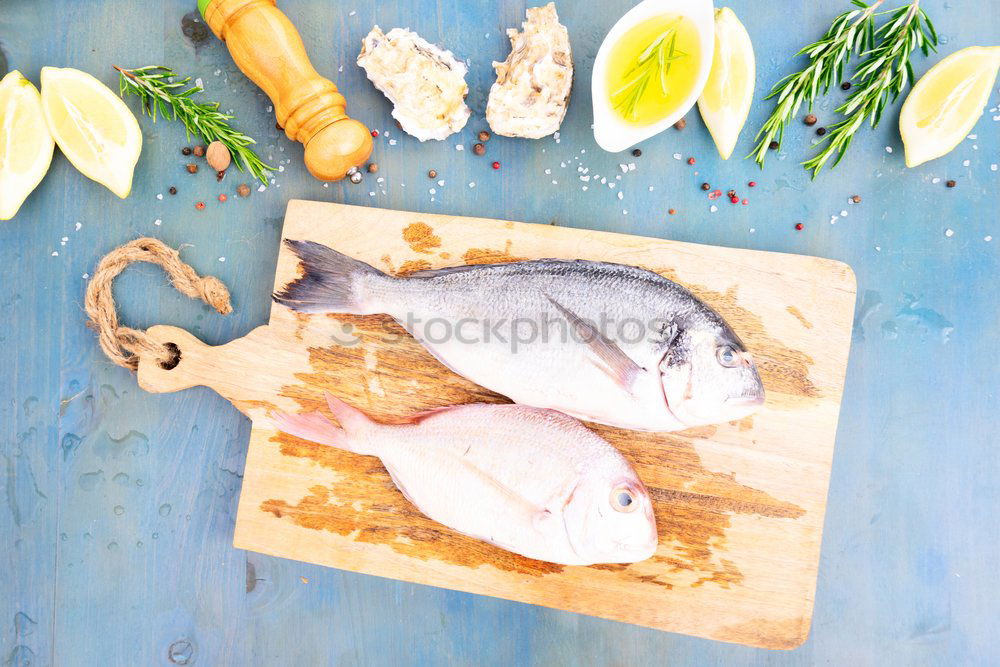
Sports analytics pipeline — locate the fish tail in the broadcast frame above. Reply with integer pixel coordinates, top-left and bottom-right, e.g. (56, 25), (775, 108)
(272, 240), (384, 314)
(268, 393), (376, 455)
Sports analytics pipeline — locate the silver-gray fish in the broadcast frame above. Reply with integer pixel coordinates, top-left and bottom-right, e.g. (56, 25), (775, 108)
(272, 393), (658, 565)
(274, 240), (764, 431)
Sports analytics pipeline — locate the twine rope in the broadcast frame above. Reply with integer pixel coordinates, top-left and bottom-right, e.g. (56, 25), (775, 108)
(84, 238), (232, 370)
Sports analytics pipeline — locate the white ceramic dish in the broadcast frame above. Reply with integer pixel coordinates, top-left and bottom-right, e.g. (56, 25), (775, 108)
(591, 0), (715, 153)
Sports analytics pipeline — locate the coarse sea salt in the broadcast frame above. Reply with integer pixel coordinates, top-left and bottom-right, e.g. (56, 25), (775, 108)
(885, 146), (893, 153)
(154, 219), (162, 226)
(945, 228), (954, 237)
(985, 235), (993, 242)
(710, 205), (718, 213)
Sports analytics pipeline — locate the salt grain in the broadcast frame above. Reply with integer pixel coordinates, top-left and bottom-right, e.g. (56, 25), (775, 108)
(154, 219), (162, 226)
(437, 180), (445, 187)
(885, 146), (893, 153)
(672, 153), (682, 160)
(932, 177), (941, 184)
(75, 222), (82, 231)
(468, 182), (476, 188)
(429, 188), (436, 194)
(710, 205), (718, 213)
(455, 144), (464, 151)
(389, 139), (397, 146)
(963, 159), (970, 166)
(945, 228), (954, 237)
(218, 257), (226, 262)
(156, 194), (163, 200)
(985, 235), (993, 242)
(617, 191), (623, 200)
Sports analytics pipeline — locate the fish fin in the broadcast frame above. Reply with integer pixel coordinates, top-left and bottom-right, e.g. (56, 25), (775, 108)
(405, 405), (457, 423)
(324, 392), (375, 436)
(384, 464), (419, 506)
(272, 240), (384, 314)
(268, 410), (350, 449)
(544, 295), (644, 390)
(403, 264), (499, 278)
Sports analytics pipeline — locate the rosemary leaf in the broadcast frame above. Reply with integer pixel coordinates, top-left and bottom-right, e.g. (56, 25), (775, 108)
(750, 0), (884, 167)
(802, 1), (937, 177)
(115, 65), (274, 184)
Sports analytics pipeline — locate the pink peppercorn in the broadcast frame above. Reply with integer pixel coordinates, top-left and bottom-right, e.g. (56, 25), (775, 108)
(492, 161), (500, 170)
(795, 222), (804, 231)
(730, 195), (739, 204)
(218, 194), (228, 203)
(687, 157), (696, 165)
(195, 201), (205, 210)
(748, 181), (757, 187)
(371, 129), (379, 137)
(742, 198), (748, 205)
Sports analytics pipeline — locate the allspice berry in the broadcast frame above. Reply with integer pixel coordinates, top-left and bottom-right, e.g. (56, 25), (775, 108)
(186, 163), (198, 174)
(192, 144), (205, 157)
(367, 163), (379, 173)
(237, 183), (251, 197)
(673, 118), (687, 130)
(804, 114), (818, 126)
(428, 169), (437, 179)
(472, 143), (486, 156)
(478, 130), (490, 142)
(206, 141), (231, 172)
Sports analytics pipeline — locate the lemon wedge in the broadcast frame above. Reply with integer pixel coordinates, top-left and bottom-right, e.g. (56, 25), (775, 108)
(0, 71), (55, 220)
(900, 46), (1000, 168)
(40, 67), (141, 198)
(697, 7), (755, 160)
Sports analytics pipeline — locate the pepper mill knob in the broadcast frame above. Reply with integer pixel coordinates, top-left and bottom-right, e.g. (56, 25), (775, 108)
(200, 0), (372, 181)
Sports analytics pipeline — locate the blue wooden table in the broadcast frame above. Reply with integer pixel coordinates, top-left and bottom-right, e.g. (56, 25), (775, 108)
(2, 1), (998, 664)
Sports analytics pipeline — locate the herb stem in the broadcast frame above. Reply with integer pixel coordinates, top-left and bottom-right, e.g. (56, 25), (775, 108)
(115, 65), (274, 183)
(749, 0), (884, 168)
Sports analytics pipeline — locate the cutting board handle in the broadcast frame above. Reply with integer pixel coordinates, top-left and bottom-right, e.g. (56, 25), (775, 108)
(136, 325), (218, 395)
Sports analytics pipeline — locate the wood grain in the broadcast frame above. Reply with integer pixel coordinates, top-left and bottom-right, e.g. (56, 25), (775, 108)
(135, 200), (856, 648)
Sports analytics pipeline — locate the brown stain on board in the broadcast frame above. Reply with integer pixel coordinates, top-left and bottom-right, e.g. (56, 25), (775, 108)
(261, 314), (805, 587)
(786, 305), (814, 329)
(398, 259), (432, 275)
(462, 240), (524, 265)
(717, 616), (809, 650)
(401, 222), (441, 254)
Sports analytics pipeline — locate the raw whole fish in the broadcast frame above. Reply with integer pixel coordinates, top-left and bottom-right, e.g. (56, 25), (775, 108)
(274, 241), (764, 432)
(271, 394), (658, 565)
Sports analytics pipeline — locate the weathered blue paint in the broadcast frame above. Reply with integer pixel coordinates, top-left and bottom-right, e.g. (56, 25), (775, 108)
(1, 0), (998, 664)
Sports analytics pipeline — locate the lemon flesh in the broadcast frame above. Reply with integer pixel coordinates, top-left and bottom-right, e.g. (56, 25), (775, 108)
(40, 67), (141, 198)
(900, 46), (1000, 168)
(0, 71), (55, 220)
(697, 7), (755, 160)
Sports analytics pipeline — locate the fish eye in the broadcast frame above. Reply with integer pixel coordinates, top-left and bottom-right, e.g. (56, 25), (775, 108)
(610, 486), (638, 513)
(716, 345), (740, 368)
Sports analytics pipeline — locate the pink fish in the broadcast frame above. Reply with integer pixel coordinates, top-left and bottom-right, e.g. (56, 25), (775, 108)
(272, 394), (658, 565)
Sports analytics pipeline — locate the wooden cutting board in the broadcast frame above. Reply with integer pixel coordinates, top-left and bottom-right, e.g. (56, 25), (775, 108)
(136, 200), (856, 649)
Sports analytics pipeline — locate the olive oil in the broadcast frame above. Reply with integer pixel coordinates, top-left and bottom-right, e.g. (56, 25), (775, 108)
(606, 14), (702, 125)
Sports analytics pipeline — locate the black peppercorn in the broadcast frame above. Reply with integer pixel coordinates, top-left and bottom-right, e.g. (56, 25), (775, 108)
(168, 186), (177, 195)
(816, 127), (827, 136)
(181, 147), (192, 156)
(632, 148), (642, 157)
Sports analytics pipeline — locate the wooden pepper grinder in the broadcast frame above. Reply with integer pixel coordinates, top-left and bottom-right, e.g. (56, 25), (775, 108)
(199, 0), (372, 181)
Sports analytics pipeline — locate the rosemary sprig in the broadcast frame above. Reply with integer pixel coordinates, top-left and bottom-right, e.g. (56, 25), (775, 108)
(115, 65), (274, 183)
(803, 1), (937, 176)
(749, 0), (883, 168)
(611, 25), (687, 121)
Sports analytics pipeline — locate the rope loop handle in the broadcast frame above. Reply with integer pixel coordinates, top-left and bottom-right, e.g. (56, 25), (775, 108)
(84, 238), (232, 370)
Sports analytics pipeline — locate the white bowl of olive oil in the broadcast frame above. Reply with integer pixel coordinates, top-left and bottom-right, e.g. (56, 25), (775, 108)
(592, 0), (715, 153)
